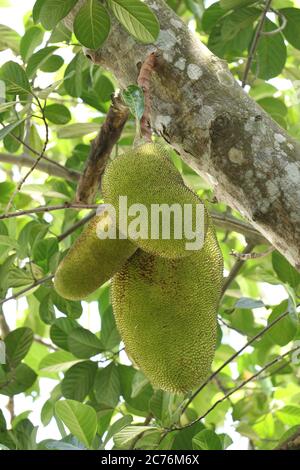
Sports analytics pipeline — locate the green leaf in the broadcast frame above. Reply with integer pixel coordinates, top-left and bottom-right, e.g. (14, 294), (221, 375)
(61, 360), (97, 401)
(5, 328), (34, 368)
(44, 104), (71, 125)
(93, 74), (115, 102)
(122, 85), (144, 120)
(63, 53), (87, 97)
(0, 118), (27, 141)
(220, 0), (258, 9)
(272, 251), (300, 288)
(100, 305), (121, 351)
(74, 0), (111, 49)
(254, 19), (287, 80)
(0, 61), (31, 95)
(50, 318), (81, 350)
(277, 406), (300, 426)
(202, 3), (226, 34)
(39, 351), (81, 373)
(39, 294), (56, 325)
(39, 0), (79, 30)
(33, 0), (46, 23)
(107, 0), (160, 43)
(40, 55), (64, 73)
(68, 328), (104, 359)
(267, 301), (297, 346)
(192, 429), (223, 450)
(103, 415), (133, 446)
(26, 46), (58, 78)
(234, 297), (264, 309)
(0, 24), (20, 54)
(280, 8), (300, 50)
(114, 425), (155, 449)
(55, 399), (97, 448)
(20, 26), (44, 62)
(0, 363), (37, 396)
(94, 363), (120, 407)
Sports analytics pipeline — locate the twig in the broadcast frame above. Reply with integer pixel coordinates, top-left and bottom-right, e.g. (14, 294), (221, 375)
(180, 309), (290, 415)
(0, 153), (80, 182)
(138, 52), (157, 141)
(276, 427), (300, 450)
(242, 0), (273, 88)
(0, 203), (98, 221)
(0, 275), (54, 307)
(222, 242), (256, 295)
(210, 210), (267, 245)
(57, 210), (96, 242)
(76, 94), (129, 204)
(173, 344), (300, 432)
(230, 245), (274, 261)
(34, 336), (57, 351)
(5, 96), (49, 213)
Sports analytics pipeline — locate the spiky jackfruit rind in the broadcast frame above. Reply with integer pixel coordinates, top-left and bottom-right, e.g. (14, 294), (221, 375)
(102, 143), (208, 259)
(54, 214), (136, 301)
(111, 218), (223, 393)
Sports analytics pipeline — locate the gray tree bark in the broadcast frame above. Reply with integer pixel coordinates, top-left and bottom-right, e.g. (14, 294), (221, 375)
(65, 0), (300, 269)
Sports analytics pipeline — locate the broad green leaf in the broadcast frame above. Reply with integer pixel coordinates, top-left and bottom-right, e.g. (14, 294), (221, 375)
(39, 294), (56, 325)
(44, 104), (71, 125)
(94, 363), (120, 407)
(272, 251), (300, 288)
(202, 3), (225, 34)
(267, 301), (297, 346)
(0, 118), (27, 141)
(20, 26), (44, 62)
(100, 305), (121, 351)
(0, 101), (18, 113)
(220, 0), (258, 9)
(277, 406), (300, 426)
(39, 0), (79, 30)
(49, 22), (72, 43)
(39, 351), (81, 373)
(192, 429), (223, 450)
(254, 19), (287, 80)
(280, 8), (300, 50)
(5, 328), (34, 368)
(0, 363), (37, 396)
(40, 55), (64, 73)
(0, 61), (31, 94)
(26, 46), (58, 78)
(103, 415), (133, 446)
(107, 0), (160, 43)
(0, 24), (20, 54)
(63, 53), (87, 97)
(122, 85), (144, 120)
(50, 318), (81, 351)
(74, 0), (111, 49)
(33, 0), (46, 23)
(114, 425), (155, 449)
(55, 399), (97, 448)
(61, 360), (97, 401)
(68, 328), (104, 358)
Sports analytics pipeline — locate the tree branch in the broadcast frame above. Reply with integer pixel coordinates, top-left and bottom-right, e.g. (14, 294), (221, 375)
(0, 203), (98, 221)
(276, 428), (300, 450)
(0, 152), (80, 182)
(66, 0), (300, 270)
(75, 94), (129, 204)
(222, 242), (256, 295)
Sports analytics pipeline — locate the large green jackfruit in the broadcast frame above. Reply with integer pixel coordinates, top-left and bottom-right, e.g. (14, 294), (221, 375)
(102, 143), (207, 259)
(112, 216), (223, 393)
(54, 213), (136, 300)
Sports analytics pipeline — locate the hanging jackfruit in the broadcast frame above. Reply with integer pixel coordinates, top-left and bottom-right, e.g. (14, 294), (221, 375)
(111, 215), (223, 393)
(54, 212), (136, 301)
(102, 143), (208, 259)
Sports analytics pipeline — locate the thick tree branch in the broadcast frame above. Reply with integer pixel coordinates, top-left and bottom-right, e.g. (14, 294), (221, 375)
(75, 94), (129, 204)
(65, 0), (300, 270)
(0, 152), (80, 182)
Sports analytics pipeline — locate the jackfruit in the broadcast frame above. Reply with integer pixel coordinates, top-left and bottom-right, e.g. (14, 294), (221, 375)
(54, 213), (136, 300)
(102, 143), (208, 259)
(111, 216), (223, 393)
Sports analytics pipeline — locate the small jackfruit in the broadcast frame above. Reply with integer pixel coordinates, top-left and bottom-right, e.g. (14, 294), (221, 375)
(111, 216), (223, 393)
(54, 213), (136, 300)
(102, 143), (207, 259)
